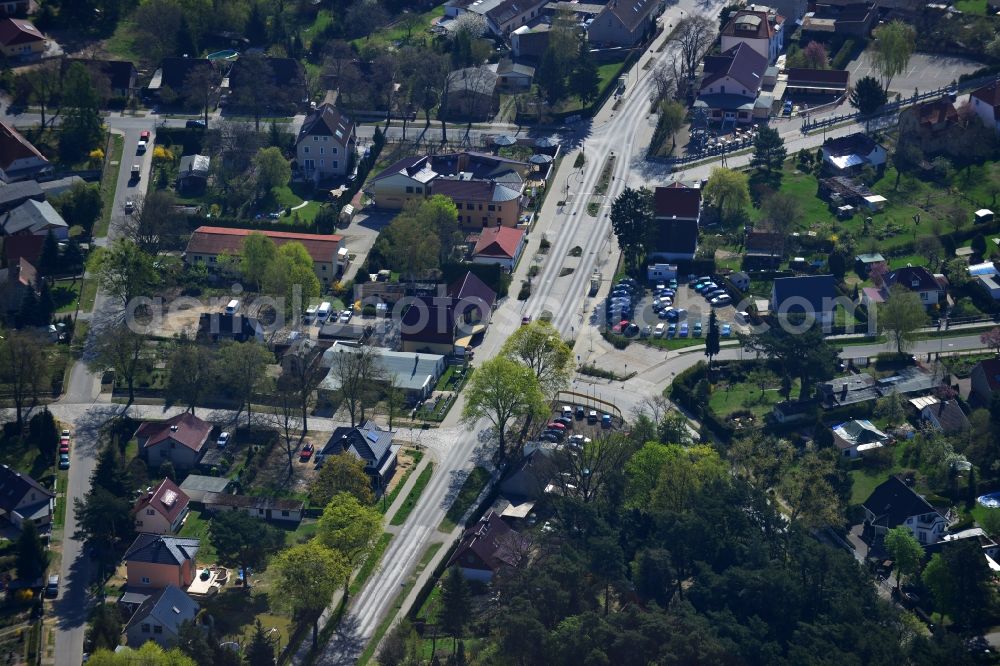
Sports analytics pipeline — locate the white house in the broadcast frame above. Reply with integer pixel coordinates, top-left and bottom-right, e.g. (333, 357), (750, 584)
(295, 103), (356, 182)
(0, 119), (50, 184)
(970, 82), (1000, 133)
(132, 479), (190, 535)
(471, 225), (526, 271)
(821, 133), (887, 173)
(863, 476), (948, 545)
(695, 42), (768, 125)
(587, 0), (661, 47)
(885, 265), (946, 307)
(0, 465), (54, 529)
(720, 9), (785, 64)
(832, 419), (888, 459)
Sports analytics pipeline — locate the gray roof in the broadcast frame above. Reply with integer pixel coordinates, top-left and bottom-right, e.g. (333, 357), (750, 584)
(702, 43), (767, 93)
(319, 344), (446, 393)
(772, 274), (836, 314)
(322, 420), (395, 468)
(38, 176), (84, 198)
(497, 60), (535, 77)
(0, 180), (42, 210)
(0, 199), (67, 235)
(178, 154), (210, 179)
(447, 67), (498, 95)
(0, 464), (53, 514)
(178, 474), (231, 503)
(124, 534), (200, 566)
(124, 585), (198, 637)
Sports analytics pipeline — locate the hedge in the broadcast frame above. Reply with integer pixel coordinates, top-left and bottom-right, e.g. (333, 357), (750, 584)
(830, 39), (857, 71)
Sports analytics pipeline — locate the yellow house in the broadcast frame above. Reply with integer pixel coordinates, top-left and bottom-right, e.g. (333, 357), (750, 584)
(0, 18), (45, 59)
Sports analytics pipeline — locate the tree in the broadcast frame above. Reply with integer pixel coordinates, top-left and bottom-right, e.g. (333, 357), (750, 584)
(878, 285), (928, 354)
(86, 604), (123, 652)
(122, 190), (183, 254)
(0, 331), (51, 431)
(262, 242), (321, 314)
(37, 230), (60, 281)
(501, 320), (573, 396)
(327, 343), (386, 427)
(93, 239), (159, 308)
(59, 63), (104, 164)
(74, 485), (132, 559)
(779, 450), (842, 528)
(15, 520), (47, 580)
(728, 433), (793, 493)
(672, 16), (715, 84)
(377, 210), (440, 279)
(537, 46), (567, 105)
(828, 251), (846, 281)
(802, 41), (829, 69)
(439, 566), (472, 650)
(240, 233), (278, 291)
(922, 540), (991, 626)
(461, 356), (547, 466)
(705, 310), (721, 368)
(632, 548), (675, 608)
(871, 20), (915, 91)
(609, 187), (653, 270)
(750, 125), (786, 173)
(164, 341), (216, 414)
(740, 326), (839, 399)
(849, 76), (888, 117)
(245, 619), (276, 666)
(22, 60), (63, 129)
(657, 100), (686, 152)
(411, 195), (461, 265)
(274, 541), (349, 646)
(884, 527), (923, 590)
(209, 511), (285, 588)
(892, 141), (922, 190)
(981, 327), (1000, 356)
(703, 168), (750, 225)
(86, 643), (196, 666)
(52, 181), (102, 237)
(89, 324), (151, 406)
(316, 492), (382, 598)
(569, 44), (600, 105)
(625, 442), (726, 513)
(217, 341), (273, 426)
(254, 146), (292, 197)
(760, 191), (802, 236)
(232, 52), (277, 131)
(310, 453), (374, 506)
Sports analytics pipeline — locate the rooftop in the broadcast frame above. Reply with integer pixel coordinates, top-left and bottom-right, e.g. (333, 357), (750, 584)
(186, 226), (343, 265)
(134, 413), (212, 453)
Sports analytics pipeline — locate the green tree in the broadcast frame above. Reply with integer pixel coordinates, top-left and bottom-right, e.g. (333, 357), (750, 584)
(625, 442), (726, 513)
(703, 167), (750, 225)
(657, 100), (687, 152)
(461, 356), (547, 466)
(86, 643), (196, 666)
(164, 341), (216, 414)
(379, 208), (441, 279)
(174, 15), (198, 57)
(254, 146), (292, 196)
(244, 619), (276, 666)
(15, 520), (48, 580)
(217, 341), (273, 426)
(59, 63), (104, 163)
(741, 326), (839, 399)
(262, 241), (321, 311)
(240, 233), (278, 291)
(316, 492), (383, 598)
(871, 21), (915, 91)
(632, 548), (675, 608)
(86, 603), (123, 652)
(439, 566), (472, 650)
(609, 187), (653, 271)
(92, 239), (159, 308)
(588, 535), (626, 616)
(884, 527), (923, 590)
(209, 511), (285, 588)
(38, 230), (60, 281)
(273, 541), (350, 647)
(750, 125), (787, 173)
(892, 141), (922, 190)
(412, 195), (461, 264)
(22, 59), (62, 130)
(760, 191), (802, 236)
(501, 320), (573, 396)
(828, 251), (846, 281)
(309, 452), (374, 506)
(569, 44), (600, 105)
(849, 75), (888, 117)
(779, 450), (843, 528)
(878, 285), (929, 354)
(704, 309), (720, 368)
(537, 46), (567, 105)
(73, 486), (132, 560)
(52, 182), (103, 236)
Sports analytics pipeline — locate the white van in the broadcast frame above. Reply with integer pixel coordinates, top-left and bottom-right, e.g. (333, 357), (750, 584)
(304, 305), (318, 322)
(654, 323), (665, 338)
(225, 299), (240, 314)
(316, 302), (332, 321)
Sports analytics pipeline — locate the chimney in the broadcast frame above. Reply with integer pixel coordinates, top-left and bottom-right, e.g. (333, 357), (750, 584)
(170, 425), (178, 431)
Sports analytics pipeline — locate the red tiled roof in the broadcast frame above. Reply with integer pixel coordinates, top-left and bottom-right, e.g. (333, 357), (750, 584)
(0, 120), (47, 172)
(0, 18), (44, 47)
(186, 226), (343, 265)
(972, 82), (1000, 109)
(134, 413), (212, 453)
(653, 185), (701, 219)
(14, 256), (35, 287)
(473, 226), (524, 259)
(132, 478), (190, 525)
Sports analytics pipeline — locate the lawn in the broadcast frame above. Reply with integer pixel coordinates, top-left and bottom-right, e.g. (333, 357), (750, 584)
(554, 56), (630, 114)
(349, 5), (445, 50)
(380, 449), (424, 515)
(94, 134), (124, 238)
(178, 510), (217, 564)
(849, 467), (892, 506)
(267, 184), (325, 224)
(439, 466), (490, 533)
(389, 463), (434, 526)
(954, 0), (987, 14)
(708, 377), (801, 421)
(51, 279), (81, 314)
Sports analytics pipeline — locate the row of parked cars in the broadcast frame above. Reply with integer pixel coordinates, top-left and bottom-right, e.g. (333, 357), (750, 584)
(538, 405), (613, 443)
(690, 276), (732, 308)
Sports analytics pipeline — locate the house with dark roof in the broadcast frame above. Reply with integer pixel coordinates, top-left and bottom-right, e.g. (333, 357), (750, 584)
(0, 120), (50, 184)
(147, 57), (215, 97)
(432, 178), (522, 229)
(499, 448), (554, 499)
(176, 154), (210, 195)
(443, 67), (499, 119)
(744, 231), (784, 269)
(0, 255), (36, 312)
(123, 584), (199, 649)
(1, 232), (43, 267)
(920, 399), (970, 434)
(971, 358), (1000, 405)
(201, 493), (304, 523)
(124, 534), (200, 589)
(400, 272), (497, 354)
(587, 0), (660, 47)
(649, 184), (701, 262)
(862, 476), (948, 545)
(132, 479), (190, 535)
(0, 199), (68, 239)
(472, 225), (526, 271)
(821, 133), (887, 173)
(0, 18), (46, 59)
(832, 419), (888, 459)
(177, 475), (231, 505)
(971, 81), (1000, 134)
(197, 312), (264, 343)
(784, 68), (849, 96)
(898, 98), (961, 156)
(321, 421), (401, 492)
(446, 510), (530, 581)
(696, 43), (768, 125)
(770, 274), (837, 325)
(484, 0), (549, 35)
(134, 413), (213, 471)
(0, 464), (54, 529)
(720, 9), (785, 64)
(885, 265), (946, 306)
(65, 59), (139, 100)
(295, 103), (356, 181)
(0, 180), (42, 213)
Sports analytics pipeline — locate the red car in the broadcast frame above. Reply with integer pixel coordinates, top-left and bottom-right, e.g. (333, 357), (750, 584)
(546, 422), (566, 431)
(612, 319), (629, 333)
(140, 130), (150, 141)
(299, 443), (314, 461)
(59, 443), (70, 454)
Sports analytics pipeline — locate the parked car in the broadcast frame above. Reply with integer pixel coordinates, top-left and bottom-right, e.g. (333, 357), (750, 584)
(601, 414), (612, 429)
(186, 119), (207, 129)
(712, 295), (732, 306)
(679, 322), (689, 337)
(339, 310), (352, 323)
(721, 324), (732, 337)
(59, 454), (70, 470)
(782, 100), (793, 115)
(521, 315), (531, 325)
(59, 441), (70, 454)
(641, 325), (652, 337)
(300, 443), (314, 460)
(554, 417), (573, 428)
(654, 323), (665, 337)
(705, 289), (726, 301)
(693, 321), (703, 336)
(542, 429), (564, 441)
(124, 198), (135, 213)
(624, 322), (640, 336)
(540, 433), (560, 443)
(217, 432), (231, 448)
(667, 323), (677, 337)
(588, 410), (598, 424)
(45, 575), (58, 598)
(575, 406), (586, 420)
(658, 308), (672, 320)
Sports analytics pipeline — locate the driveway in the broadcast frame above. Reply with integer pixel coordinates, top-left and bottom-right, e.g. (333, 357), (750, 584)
(848, 52), (984, 95)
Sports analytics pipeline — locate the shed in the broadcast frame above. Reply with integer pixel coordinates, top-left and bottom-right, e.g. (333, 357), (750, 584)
(178, 475), (231, 504)
(862, 195), (886, 211)
(976, 209), (994, 224)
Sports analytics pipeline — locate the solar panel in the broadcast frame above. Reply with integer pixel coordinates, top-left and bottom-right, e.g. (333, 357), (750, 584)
(162, 489), (178, 508)
(366, 431), (379, 443)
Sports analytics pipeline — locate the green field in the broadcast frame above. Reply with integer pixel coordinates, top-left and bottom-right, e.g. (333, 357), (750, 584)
(708, 376), (801, 421)
(954, 0), (987, 13)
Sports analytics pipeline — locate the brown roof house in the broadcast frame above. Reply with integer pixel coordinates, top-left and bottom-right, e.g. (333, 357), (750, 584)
(400, 272), (497, 355)
(132, 479), (191, 535)
(0, 255), (37, 313)
(970, 81), (1000, 134)
(587, 0), (661, 47)
(720, 9), (785, 64)
(0, 120), (50, 184)
(898, 98), (962, 157)
(884, 265), (946, 307)
(0, 18), (46, 60)
(445, 510), (530, 582)
(295, 103), (356, 181)
(695, 42), (768, 125)
(744, 231), (784, 269)
(134, 413), (213, 472)
(471, 225), (526, 271)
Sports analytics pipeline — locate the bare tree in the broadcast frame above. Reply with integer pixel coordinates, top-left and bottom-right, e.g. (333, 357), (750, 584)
(183, 64), (222, 128)
(651, 62), (679, 102)
(121, 191), (183, 254)
(270, 384), (305, 485)
(328, 343), (386, 426)
(22, 60), (64, 129)
(550, 433), (637, 504)
(671, 16), (716, 89)
(278, 343), (327, 433)
(0, 332), (50, 431)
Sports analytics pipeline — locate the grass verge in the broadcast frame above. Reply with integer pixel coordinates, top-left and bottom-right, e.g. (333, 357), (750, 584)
(379, 450), (424, 515)
(389, 463), (434, 526)
(349, 533), (393, 597)
(94, 134), (124, 238)
(438, 467), (490, 533)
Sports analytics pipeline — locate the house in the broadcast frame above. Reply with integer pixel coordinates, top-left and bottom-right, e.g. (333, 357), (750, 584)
(0, 180), (43, 213)
(445, 510), (529, 581)
(0, 18), (46, 59)
(970, 81), (1000, 134)
(0, 199), (68, 239)
(695, 43), (768, 125)
(443, 67), (499, 119)
(146, 58), (215, 98)
(0, 1), (29, 17)
(720, 9), (785, 64)
(123, 534), (200, 589)
(201, 493), (304, 524)
(587, 0), (660, 47)
(176, 154), (210, 196)
(132, 479), (191, 535)
(400, 272), (497, 354)
(0, 255), (36, 312)
(178, 475), (231, 505)
(280, 337), (320, 378)
(484, 0), (549, 35)
(832, 419), (889, 458)
(784, 68), (849, 97)
(510, 21), (553, 59)
(197, 312), (265, 343)
(295, 103), (357, 181)
(2, 232), (43, 266)
(970, 358), (1000, 405)
(499, 449), (554, 499)
(821, 133), (887, 173)
(649, 184), (701, 262)
(898, 98), (962, 156)
(924, 527), (1000, 568)
(819, 367), (936, 408)
(744, 231), (784, 269)
(862, 476), (948, 545)
(768, 0), (808, 22)
(493, 60), (534, 92)
(317, 320), (372, 343)
(318, 342), (447, 404)
(730, 270), (750, 291)
(134, 413), (213, 472)
(0, 121), (50, 184)
(920, 399), (970, 434)
(185, 226), (348, 285)
(771, 399), (816, 424)
(433, 178), (522, 229)
(38, 175), (84, 198)
(472, 225), (526, 271)
(770, 274), (837, 325)
(0, 465), (54, 529)
(885, 265), (946, 306)
(320, 421), (401, 492)
(65, 59), (139, 100)
(123, 584), (199, 649)
(646, 263), (678, 283)
(978, 274), (1000, 301)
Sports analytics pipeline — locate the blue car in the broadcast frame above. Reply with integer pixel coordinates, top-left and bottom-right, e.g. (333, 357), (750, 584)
(721, 324), (732, 337)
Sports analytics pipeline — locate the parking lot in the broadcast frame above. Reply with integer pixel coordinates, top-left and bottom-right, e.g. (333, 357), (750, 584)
(605, 276), (744, 341)
(848, 52), (983, 96)
(536, 403), (624, 445)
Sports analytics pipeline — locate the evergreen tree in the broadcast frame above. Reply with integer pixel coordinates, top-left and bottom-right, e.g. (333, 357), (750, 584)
(86, 603), (123, 652)
(537, 47), (567, 105)
(750, 125), (787, 173)
(569, 44), (600, 105)
(38, 230), (60, 281)
(37, 280), (54, 326)
(246, 2), (268, 46)
(705, 310), (721, 367)
(175, 16), (198, 57)
(967, 466), (978, 509)
(439, 566), (472, 651)
(59, 64), (103, 163)
(18, 288), (38, 328)
(245, 619), (276, 666)
(92, 445), (131, 496)
(16, 519), (48, 580)
(63, 241), (84, 274)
